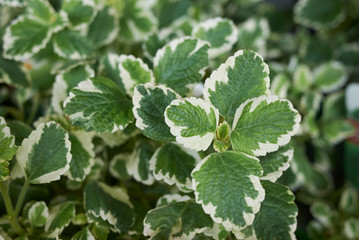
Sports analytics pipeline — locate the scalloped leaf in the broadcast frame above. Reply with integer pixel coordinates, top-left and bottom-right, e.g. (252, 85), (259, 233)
(165, 97), (219, 151)
(16, 121), (71, 184)
(233, 181), (297, 240)
(260, 145), (293, 182)
(63, 77), (133, 133)
(192, 151), (264, 232)
(28, 201), (49, 227)
(150, 143), (200, 191)
(62, 0), (96, 29)
(45, 202), (76, 233)
(87, 6), (119, 48)
(53, 29), (93, 60)
(231, 95), (301, 157)
(84, 181), (135, 233)
(154, 37), (209, 96)
(144, 200), (213, 240)
(203, 50), (270, 122)
(314, 62), (347, 93)
(192, 17), (238, 58)
(133, 83), (178, 141)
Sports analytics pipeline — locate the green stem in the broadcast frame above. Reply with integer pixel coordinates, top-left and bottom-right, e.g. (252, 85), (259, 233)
(26, 92), (40, 125)
(0, 182), (24, 235)
(13, 179), (30, 218)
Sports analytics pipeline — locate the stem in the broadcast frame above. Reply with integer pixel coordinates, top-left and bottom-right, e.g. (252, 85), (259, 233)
(26, 92), (40, 125)
(0, 182), (24, 234)
(13, 179), (30, 218)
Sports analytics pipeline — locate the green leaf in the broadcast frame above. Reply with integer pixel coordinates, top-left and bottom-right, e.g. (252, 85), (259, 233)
(233, 181), (297, 240)
(344, 218), (359, 239)
(294, 0), (345, 30)
(16, 121), (71, 184)
(0, 56), (31, 88)
(143, 200), (213, 240)
(26, 0), (57, 22)
(66, 131), (95, 181)
(156, 194), (191, 207)
(62, 0), (96, 29)
(336, 43), (359, 68)
(51, 64), (94, 114)
(310, 201), (336, 227)
(270, 74), (290, 98)
(109, 153), (131, 180)
(192, 17), (238, 58)
(0, 0), (25, 7)
(340, 187), (358, 214)
(72, 227), (95, 240)
(203, 50), (270, 122)
(45, 202), (76, 233)
(0, 116), (17, 161)
(133, 83), (179, 141)
(322, 91), (346, 121)
(259, 145), (293, 182)
(127, 141), (155, 185)
(53, 30), (93, 60)
(293, 65), (313, 93)
(321, 120), (355, 145)
(150, 143), (200, 191)
(192, 151), (264, 231)
(84, 181), (135, 233)
(154, 37), (209, 96)
(0, 161), (10, 181)
(314, 61), (347, 93)
(63, 76), (133, 133)
(28, 201), (49, 227)
(231, 95), (301, 156)
(165, 97), (219, 151)
(87, 6), (119, 48)
(299, 91), (322, 116)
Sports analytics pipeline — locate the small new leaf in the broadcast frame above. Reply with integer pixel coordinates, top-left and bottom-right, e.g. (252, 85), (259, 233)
(0, 116), (17, 162)
(28, 201), (49, 227)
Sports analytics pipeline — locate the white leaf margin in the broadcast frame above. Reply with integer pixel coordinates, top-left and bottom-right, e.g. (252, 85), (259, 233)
(314, 61), (347, 93)
(261, 148), (293, 182)
(0, 116), (16, 154)
(155, 193), (191, 207)
(28, 201), (49, 226)
(232, 95), (301, 157)
(164, 97), (219, 151)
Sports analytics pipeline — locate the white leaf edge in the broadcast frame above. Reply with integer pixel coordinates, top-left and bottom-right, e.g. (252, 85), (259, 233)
(62, 0), (96, 30)
(109, 153), (130, 180)
(164, 97), (219, 151)
(0, 116), (16, 155)
(293, 65), (313, 92)
(192, 17), (238, 58)
(261, 148), (293, 182)
(191, 152), (265, 232)
(45, 202), (75, 233)
(0, 0), (26, 7)
(149, 143), (201, 191)
(16, 121), (72, 184)
(28, 201), (49, 226)
(132, 82), (180, 132)
(156, 193), (191, 207)
(232, 95), (301, 157)
(314, 61), (347, 93)
(203, 50), (271, 111)
(53, 31), (91, 61)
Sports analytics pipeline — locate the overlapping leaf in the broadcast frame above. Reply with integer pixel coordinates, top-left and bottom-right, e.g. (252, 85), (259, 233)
(45, 202), (76, 233)
(62, 0), (96, 29)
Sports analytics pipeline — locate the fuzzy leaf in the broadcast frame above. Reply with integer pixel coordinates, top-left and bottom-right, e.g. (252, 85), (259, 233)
(0, 117), (17, 161)
(53, 30), (93, 60)
(203, 50), (270, 122)
(150, 143), (200, 191)
(143, 200), (213, 240)
(231, 95), (301, 156)
(133, 83), (178, 141)
(87, 6), (119, 47)
(260, 146), (293, 182)
(63, 77), (133, 133)
(192, 17), (238, 58)
(192, 151), (264, 231)
(16, 121), (71, 184)
(234, 181), (298, 240)
(45, 202), (76, 233)
(314, 62), (347, 93)
(84, 181), (135, 233)
(62, 0), (96, 29)
(28, 201), (49, 227)
(165, 97), (219, 151)
(154, 37), (209, 96)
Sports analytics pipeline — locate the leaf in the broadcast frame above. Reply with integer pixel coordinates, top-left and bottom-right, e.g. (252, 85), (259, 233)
(231, 95), (301, 156)
(143, 200), (213, 240)
(72, 227), (95, 240)
(156, 194), (191, 207)
(0, 55), (31, 88)
(109, 154), (131, 180)
(314, 61), (347, 93)
(53, 30), (93, 60)
(310, 201), (336, 227)
(16, 121), (71, 184)
(62, 0), (96, 29)
(233, 181), (298, 240)
(51, 64), (94, 114)
(84, 181), (135, 233)
(270, 74), (290, 98)
(87, 6), (119, 48)
(0, 0), (25, 7)
(322, 91), (346, 121)
(192, 17), (238, 58)
(0, 116), (17, 161)
(165, 97), (219, 151)
(340, 187), (358, 214)
(127, 141), (155, 185)
(63, 77), (133, 133)
(150, 143), (200, 191)
(293, 65), (313, 93)
(133, 83), (179, 141)
(66, 131), (95, 181)
(203, 50), (270, 122)
(45, 202), (76, 233)
(100, 54), (155, 96)
(321, 120), (355, 145)
(192, 151), (264, 231)
(154, 37), (209, 96)
(344, 218), (359, 239)
(259, 145), (293, 182)
(0, 161), (10, 181)
(294, 0), (345, 30)
(299, 91), (322, 116)
(28, 201), (49, 227)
